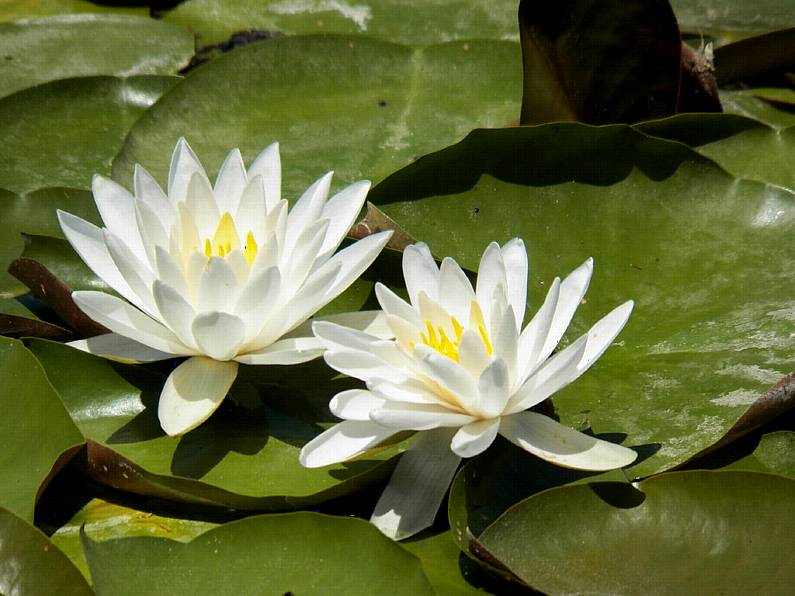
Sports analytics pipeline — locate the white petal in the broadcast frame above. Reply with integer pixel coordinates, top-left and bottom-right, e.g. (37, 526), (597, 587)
(103, 230), (158, 317)
(518, 277), (561, 381)
(177, 202), (202, 258)
(457, 328), (490, 377)
(155, 246), (189, 297)
(72, 291), (189, 355)
(235, 336), (323, 364)
(282, 218), (329, 292)
(403, 242), (439, 305)
(57, 210), (135, 299)
(299, 420), (398, 468)
(417, 291), (453, 334)
(158, 356), (238, 436)
(451, 417), (501, 458)
(185, 172), (220, 238)
(501, 238), (528, 329)
(234, 176), (267, 242)
(478, 356), (511, 418)
(91, 175), (147, 262)
(272, 261), (342, 339)
(225, 250), (250, 286)
(475, 241), (506, 328)
(152, 280), (197, 349)
(578, 300), (634, 372)
(368, 378), (443, 406)
(375, 282), (422, 328)
(329, 389), (385, 421)
(285, 171), (332, 253)
(540, 258), (593, 359)
(370, 401), (476, 430)
(235, 266), (281, 333)
(309, 310), (392, 339)
(500, 411), (637, 470)
(134, 163), (176, 229)
(213, 147), (247, 215)
(412, 344), (478, 413)
(371, 428), (461, 540)
(68, 333), (175, 362)
(197, 257), (240, 313)
(247, 142), (281, 210)
(168, 138), (209, 203)
(386, 314), (420, 351)
(493, 305), (518, 384)
(191, 311), (245, 361)
(317, 180), (370, 259)
(134, 198), (168, 268)
(438, 257), (475, 322)
(312, 320), (381, 352)
(324, 348), (409, 385)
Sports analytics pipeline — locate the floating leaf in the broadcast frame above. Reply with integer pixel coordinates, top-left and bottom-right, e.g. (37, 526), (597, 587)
(477, 471), (795, 594)
(0, 76), (178, 193)
(370, 124), (795, 476)
(401, 530), (485, 596)
(670, 0), (795, 41)
(0, 0), (147, 22)
(83, 512), (435, 595)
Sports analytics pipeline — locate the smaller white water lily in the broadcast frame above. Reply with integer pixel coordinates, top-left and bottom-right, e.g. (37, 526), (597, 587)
(300, 240), (636, 540)
(58, 138), (391, 436)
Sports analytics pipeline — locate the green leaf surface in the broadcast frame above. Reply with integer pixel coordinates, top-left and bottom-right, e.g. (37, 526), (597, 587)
(26, 338), (408, 509)
(0, 14), (193, 99)
(83, 512), (434, 595)
(0, 188), (100, 298)
(369, 124), (795, 477)
(1, 0), (147, 21)
(637, 113), (795, 190)
(165, 0), (519, 46)
(720, 91), (795, 129)
(670, 0), (795, 40)
(112, 35), (522, 200)
(478, 471), (795, 594)
(0, 337), (84, 522)
(0, 75), (179, 193)
(0, 507), (93, 596)
(402, 530), (485, 596)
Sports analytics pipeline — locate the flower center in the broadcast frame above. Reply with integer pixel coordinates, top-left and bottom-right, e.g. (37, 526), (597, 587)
(418, 315), (492, 362)
(203, 212), (258, 264)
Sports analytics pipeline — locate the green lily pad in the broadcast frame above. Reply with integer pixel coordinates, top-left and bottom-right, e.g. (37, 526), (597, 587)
(477, 471), (795, 594)
(670, 0), (795, 40)
(51, 498), (218, 580)
(1, 0), (147, 22)
(369, 124), (795, 477)
(0, 75), (179, 193)
(83, 511), (434, 595)
(720, 91), (795, 129)
(637, 113), (795, 190)
(0, 14), (193, 99)
(0, 188), (100, 298)
(401, 530), (485, 596)
(0, 507), (92, 596)
(165, 0), (519, 46)
(0, 337), (84, 522)
(26, 338), (408, 509)
(112, 35), (522, 200)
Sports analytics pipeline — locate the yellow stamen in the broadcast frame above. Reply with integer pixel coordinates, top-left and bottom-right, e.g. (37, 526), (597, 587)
(469, 301), (494, 355)
(244, 231), (258, 265)
(418, 315), (474, 362)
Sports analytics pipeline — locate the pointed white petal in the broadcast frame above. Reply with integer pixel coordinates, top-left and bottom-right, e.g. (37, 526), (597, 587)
(403, 242), (439, 305)
(368, 378), (443, 406)
(153, 280), (197, 349)
(370, 401), (476, 430)
(578, 300), (634, 372)
(457, 328), (490, 377)
(475, 241), (506, 328)
(197, 257), (240, 313)
(324, 348), (409, 385)
(191, 311), (246, 361)
(478, 356), (511, 418)
(500, 411), (637, 470)
(247, 142), (281, 210)
(493, 305), (518, 384)
(234, 176), (267, 242)
(282, 218), (329, 292)
(225, 250), (250, 286)
(317, 180), (370, 259)
(235, 266), (280, 333)
(134, 198), (168, 268)
(91, 175), (147, 262)
(158, 356), (238, 436)
(155, 246), (188, 297)
(185, 172), (220, 238)
(213, 147), (247, 215)
(103, 230), (158, 317)
(309, 310), (392, 339)
(299, 419), (398, 468)
(540, 258), (593, 359)
(72, 291), (189, 355)
(285, 171), (333, 252)
(386, 314), (420, 351)
(451, 417), (501, 458)
(518, 277), (561, 381)
(375, 282), (421, 328)
(134, 163), (176, 229)
(417, 291), (453, 333)
(329, 389), (385, 421)
(235, 336), (323, 364)
(438, 257), (475, 322)
(412, 344), (478, 413)
(371, 428), (461, 540)
(501, 238), (528, 329)
(168, 138), (209, 203)
(312, 320), (380, 352)
(68, 333), (175, 362)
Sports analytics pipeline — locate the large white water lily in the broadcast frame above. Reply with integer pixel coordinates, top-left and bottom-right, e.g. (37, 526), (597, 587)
(300, 239), (637, 540)
(58, 138), (391, 436)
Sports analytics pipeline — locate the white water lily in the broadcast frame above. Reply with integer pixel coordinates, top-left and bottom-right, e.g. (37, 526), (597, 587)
(300, 239), (636, 540)
(58, 138), (391, 436)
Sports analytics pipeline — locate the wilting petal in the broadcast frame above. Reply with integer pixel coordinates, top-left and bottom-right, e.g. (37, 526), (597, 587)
(370, 428), (460, 540)
(299, 420), (398, 468)
(158, 356), (239, 436)
(500, 411), (637, 470)
(235, 336), (323, 364)
(329, 389), (385, 421)
(451, 417), (501, 458)
(69, 333), (175, 362)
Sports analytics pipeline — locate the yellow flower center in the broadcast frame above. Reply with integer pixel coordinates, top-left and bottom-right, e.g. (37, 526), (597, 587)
(202, 212), (258, 265)
(417, 313), (493, 362)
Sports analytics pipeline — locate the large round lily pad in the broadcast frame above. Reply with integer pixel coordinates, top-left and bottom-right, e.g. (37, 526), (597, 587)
(112, 35), (522, 199)
(477, 471), (795, 594)
(369, 123), (795, 477)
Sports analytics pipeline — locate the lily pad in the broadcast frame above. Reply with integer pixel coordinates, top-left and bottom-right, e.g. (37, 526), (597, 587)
(0, 75), (179, 193)
(477, 471), (795, 594)
(165, 0), (519, 46)
(369, 124), (795, 477)
(26, 338), (408, 509)
(0, 14), (193, 99)
(401, 530), (485, 596)
(0, 337), (84, 522)
(0, 507), (92, 596)
(0, 0), (147, 22)
(83, 511), (434, 595)
(670, 0), (795, 40)
(112, 35), (522, 200)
